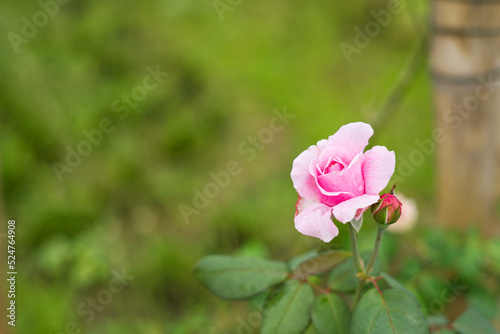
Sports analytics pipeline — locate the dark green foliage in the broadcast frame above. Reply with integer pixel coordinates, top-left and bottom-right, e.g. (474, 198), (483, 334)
(193, 255), (288, 299)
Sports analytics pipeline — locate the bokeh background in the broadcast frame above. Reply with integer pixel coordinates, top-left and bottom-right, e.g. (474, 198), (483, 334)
(1, 0), (499, 333)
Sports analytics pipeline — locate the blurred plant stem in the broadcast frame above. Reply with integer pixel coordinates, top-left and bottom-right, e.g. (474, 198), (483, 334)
(350, 223), (387, 310)
(370, 36), (428, 137)
(366, 226), (386, 275)
(348, 222), (364, 310)
(348, 222), (363, 273)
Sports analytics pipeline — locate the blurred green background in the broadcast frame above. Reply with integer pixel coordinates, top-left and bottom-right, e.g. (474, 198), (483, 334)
(1, 0), (498, 333)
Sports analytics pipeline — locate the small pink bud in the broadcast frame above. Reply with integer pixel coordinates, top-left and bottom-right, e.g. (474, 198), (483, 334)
(371, 188), (402, 226)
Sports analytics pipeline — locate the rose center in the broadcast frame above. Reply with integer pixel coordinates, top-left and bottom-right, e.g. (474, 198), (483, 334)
(321, 157), (346, 174)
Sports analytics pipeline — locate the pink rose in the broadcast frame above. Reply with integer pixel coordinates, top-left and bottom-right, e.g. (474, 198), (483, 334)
(291, 122), (395, 242)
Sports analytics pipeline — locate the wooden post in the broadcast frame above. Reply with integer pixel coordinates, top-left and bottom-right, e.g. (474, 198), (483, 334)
(430, 0), (500, 234)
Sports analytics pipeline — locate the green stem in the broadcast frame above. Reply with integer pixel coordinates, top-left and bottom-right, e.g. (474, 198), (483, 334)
(348, 222), (363, 273)
(348, 222), (365, 311)
(365, 227), (386, 275)
(352, 279), (364, 310)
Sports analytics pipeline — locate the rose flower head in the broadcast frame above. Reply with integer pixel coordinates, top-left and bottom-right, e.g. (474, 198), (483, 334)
(291, 122), (395, 242)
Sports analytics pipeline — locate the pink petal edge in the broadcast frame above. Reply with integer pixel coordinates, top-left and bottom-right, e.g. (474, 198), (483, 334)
(327, 122), (374, 160)
(291, 145), (321, 201)
(362, 146), (396, 195)
(294, 202), (339, 242)
(331, 194), (380, 223)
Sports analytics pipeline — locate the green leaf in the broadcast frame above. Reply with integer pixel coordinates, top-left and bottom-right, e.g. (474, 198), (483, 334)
(380, 272), (419, 305)
(287, 250), (319, 271)
(427, 316), (454, 334)
(351, 289), (429, 334)
(303, 324), (319, 334)
(350, 215), (363, 233)
(311, 293), (350, 334)
(193, 255), (289, 299)
(431, 328), (455, 334)
(469, 287), (499, 320)
(292, 250), (352, 280)
(453, 308), (499, 334)
(329, 252), (381, 292)
(261, 280), (314, 334)
(427, 315), (449, 326)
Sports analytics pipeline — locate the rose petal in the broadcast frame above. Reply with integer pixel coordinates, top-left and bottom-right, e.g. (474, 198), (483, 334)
(331, 194), (380, 223)
(317, 146), (351, 172)
(308, 158), (355, 206)
(291, 145), (321, 201)
(320, 192), (355, 207)
(295, 195), (317, 216)
(294, 202), (339, 242)
(362, 146), (396, 195)
(317, 153), (365, 196)
(327, 122), (374, 161)
(316, 138), (329, 152)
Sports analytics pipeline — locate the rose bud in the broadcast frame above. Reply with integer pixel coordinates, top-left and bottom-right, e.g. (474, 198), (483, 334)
(387, 192), (418, 234)
(371, 191), (402, 226)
